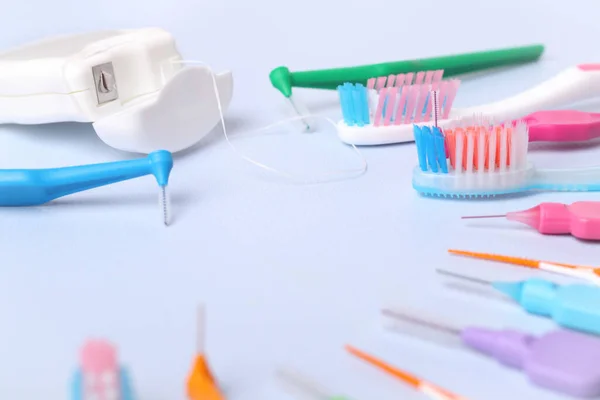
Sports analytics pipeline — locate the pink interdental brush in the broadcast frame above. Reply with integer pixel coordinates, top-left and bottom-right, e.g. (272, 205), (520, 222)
(462, 201), (600, 240)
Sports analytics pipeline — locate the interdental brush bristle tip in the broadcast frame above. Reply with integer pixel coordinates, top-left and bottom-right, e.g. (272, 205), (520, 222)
(160, 185), (170, 226)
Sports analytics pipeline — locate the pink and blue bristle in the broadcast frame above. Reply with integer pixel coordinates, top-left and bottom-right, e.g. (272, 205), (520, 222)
(337, 82), (429, 126)
(71, 367), (134, 400)
(337, 71), (458, 127)
(413, 125), (448, 173)
(72, 339), (134, 400)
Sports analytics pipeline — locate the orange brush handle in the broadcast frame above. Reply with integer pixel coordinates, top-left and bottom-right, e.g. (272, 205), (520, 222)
(448, 249), (540, 268)
(187, 356), (224, 400)
(345, 345), (420, 388)
(448, 249), (590, 270)
(346, 345), (468, 400)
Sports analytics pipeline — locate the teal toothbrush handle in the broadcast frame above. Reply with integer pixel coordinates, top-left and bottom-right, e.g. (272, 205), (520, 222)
(530, 167), (600, 192)
(0, 150), (173, 206)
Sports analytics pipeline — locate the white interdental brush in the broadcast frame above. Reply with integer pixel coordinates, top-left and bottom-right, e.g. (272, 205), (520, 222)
(159, 184), (170, 226)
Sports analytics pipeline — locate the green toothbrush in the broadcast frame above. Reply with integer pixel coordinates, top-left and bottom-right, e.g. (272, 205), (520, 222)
(270, 44), (544, 129)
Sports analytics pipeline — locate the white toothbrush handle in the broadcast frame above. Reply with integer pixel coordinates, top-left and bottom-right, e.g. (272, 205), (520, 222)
(532, 166), (600, 191)
(455, 65), (600, 121)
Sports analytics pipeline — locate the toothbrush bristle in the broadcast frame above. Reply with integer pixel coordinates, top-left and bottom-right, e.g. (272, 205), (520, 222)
(415, 71), (425, 85)
(160, 185), (171, 226)
(338, 82), (370, 127)
(424, 70), (434, 85)
(367, 78), (376, 90)
(414, 118), (529, 175)
(395, 74), (406, 87)
(338, 70), (460, 127)
(414, 125), (447, 173)
(80, 340), (121, 400)
(386, 74), (396, 87)
(412, 117), (530, 198)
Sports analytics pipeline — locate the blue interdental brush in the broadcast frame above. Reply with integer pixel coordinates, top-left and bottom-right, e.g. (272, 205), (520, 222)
(437, 269), (600, 335)
(0, 150), (173, 225)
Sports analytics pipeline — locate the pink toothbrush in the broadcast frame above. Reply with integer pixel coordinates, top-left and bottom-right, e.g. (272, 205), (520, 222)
(462, 201), (600, 240)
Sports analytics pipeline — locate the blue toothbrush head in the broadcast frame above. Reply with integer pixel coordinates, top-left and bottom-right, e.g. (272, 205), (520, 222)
(148, 150), (173, 187)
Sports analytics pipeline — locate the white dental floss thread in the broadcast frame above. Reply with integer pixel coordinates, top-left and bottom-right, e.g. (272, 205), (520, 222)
(162, 61), (368, 184)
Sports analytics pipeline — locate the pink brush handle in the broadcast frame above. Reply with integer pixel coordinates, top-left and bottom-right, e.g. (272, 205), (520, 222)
(524, 110), (600, 142)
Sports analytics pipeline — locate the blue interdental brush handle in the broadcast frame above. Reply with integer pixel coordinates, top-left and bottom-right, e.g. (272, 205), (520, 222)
(492, 278), (600, 335)
(0, 150), (173, 206)
(439, 270), (600, 335)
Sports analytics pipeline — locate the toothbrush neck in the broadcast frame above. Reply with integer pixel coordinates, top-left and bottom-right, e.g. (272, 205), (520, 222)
(44, 158), (153, 199)
(461, 328), (534, 369)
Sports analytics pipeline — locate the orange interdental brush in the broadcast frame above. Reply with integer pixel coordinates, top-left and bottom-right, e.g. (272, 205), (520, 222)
(448, 249), (600, 284)
(187, 305), (225, 400)
(345, 345), (469, 400)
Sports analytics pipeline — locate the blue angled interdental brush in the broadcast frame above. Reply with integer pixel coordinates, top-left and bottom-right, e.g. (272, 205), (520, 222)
(0, 150), (174, 225)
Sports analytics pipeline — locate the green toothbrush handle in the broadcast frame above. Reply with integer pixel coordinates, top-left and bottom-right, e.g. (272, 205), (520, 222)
(270, 44), (544, 97)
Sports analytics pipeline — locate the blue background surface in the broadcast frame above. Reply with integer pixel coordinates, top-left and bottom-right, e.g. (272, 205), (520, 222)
(1, 0), (600, 399)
